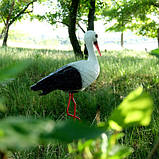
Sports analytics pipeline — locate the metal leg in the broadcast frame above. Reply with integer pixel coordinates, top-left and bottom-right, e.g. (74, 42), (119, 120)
(66, 93), (80, 120)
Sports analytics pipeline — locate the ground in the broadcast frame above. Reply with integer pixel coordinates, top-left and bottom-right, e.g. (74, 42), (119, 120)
(0, 47), (159, 158)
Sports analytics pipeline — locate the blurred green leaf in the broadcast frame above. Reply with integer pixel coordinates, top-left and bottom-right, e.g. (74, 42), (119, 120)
(109, 145), (133, 159)
(0, 117), (104, 151)
(0, 60), (30, 83)
(0, 117), (49, 151)
(40, 120), (105, 143)
(108, 87), (153, 131)
(150, 48), (159, 58)
(78, 140), (94, 152)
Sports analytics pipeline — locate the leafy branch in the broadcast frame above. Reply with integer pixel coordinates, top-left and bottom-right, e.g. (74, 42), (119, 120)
(9, 0), (36, 26)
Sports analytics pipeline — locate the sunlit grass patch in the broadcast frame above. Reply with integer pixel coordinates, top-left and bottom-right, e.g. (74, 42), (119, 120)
(0, 47), (159, 158)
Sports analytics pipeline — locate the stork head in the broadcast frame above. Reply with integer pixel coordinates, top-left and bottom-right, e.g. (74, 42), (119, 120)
(84, 30), (101, 56)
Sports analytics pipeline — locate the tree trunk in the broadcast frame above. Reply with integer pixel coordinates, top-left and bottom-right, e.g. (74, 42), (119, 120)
(2, 0), (15, 47)
(68, 0), (83, 58)
(0, 27), (5, 39)
(121, 32), (124, 48)
(2, 25), (10, 47)
(157, 28), (159, 48)
(84, 0), (96, 58)
(87, 0), (95, 30)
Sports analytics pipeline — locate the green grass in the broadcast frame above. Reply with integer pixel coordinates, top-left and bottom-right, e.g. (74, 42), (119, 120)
(0, 47), (159, 158)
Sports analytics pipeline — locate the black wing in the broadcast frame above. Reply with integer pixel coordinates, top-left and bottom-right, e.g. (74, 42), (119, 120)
(31, 66), (82, 95)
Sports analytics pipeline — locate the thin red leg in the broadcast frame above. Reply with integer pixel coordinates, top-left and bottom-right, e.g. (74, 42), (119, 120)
(66, 93), (80, 120)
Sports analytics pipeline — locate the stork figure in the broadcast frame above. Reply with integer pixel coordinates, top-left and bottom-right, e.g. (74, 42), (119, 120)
(31, 30), (101, 120)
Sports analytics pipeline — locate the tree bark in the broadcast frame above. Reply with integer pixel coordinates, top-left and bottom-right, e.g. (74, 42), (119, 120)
(68, 0), (83, 58)
(2, 25), (10, 47)
(0, 27), (5, 39)
(84, 0), (96, 58)
(87, 0), (95, 31)
(121, 32), (124, 48)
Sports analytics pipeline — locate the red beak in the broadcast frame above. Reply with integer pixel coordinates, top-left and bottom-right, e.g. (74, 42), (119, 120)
(94, 41), (101, 56)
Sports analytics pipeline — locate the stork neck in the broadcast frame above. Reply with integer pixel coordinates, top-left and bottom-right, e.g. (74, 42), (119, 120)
(86, 41), (98, 62)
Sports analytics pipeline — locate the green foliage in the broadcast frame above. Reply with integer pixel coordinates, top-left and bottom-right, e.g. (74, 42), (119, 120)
(68, 87), (153, 159)
(150, 48), (159, 58)
(34, 0), (70, 26)
(0, 0), (47, 24)
(0, 0), (46, 46)
(68, 132), (133, 159)
(0, 117), (104, 151)
(132, 20), (158, 38)
(108, 87), (153, 131)
(34, 0), (105, 28)
(102, 0), (159, 38)
(0, 0), (32, 24)
(102, 0), (131, 32)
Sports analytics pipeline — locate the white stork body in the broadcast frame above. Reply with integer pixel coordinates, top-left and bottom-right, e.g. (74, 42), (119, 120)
(31, 30), (101, 119)
(70, 37), (100, 90)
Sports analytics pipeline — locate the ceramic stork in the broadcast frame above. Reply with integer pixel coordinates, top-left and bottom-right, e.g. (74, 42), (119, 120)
(31, 30), (101, 120)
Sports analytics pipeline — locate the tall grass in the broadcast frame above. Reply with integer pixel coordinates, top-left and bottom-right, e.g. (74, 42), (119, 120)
(0, 47), (159, 158)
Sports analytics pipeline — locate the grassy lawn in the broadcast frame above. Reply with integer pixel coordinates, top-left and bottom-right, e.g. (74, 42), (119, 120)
(0, 47), (159, 158)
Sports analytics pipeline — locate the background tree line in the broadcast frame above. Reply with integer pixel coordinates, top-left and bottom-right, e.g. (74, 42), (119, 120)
(0, 0), (159, 57)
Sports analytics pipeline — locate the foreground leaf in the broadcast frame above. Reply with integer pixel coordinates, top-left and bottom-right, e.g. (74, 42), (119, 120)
(109, 145), (133, 159)
(150, 48), (159, 58)
(40, 120), (105, 143)
(108, 87), (153, 131)
(0, 117), (104, 151)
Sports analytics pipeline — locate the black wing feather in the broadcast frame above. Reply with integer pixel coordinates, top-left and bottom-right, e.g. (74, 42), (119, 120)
(31, 66), (82, 95)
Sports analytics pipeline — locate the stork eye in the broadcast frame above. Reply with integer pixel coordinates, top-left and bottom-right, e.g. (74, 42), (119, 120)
(95, 34), (98, 38)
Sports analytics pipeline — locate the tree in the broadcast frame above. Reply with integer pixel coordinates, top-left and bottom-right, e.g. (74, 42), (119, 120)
(126, 0), (159, 47)
(102, 0), (159, 48)
(0, 0), (41, 47)
(68, 0), (83, 58)
(35, 0), (83, 57)
(35, 0), (104, 57)
(102, 0), (133, 48)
